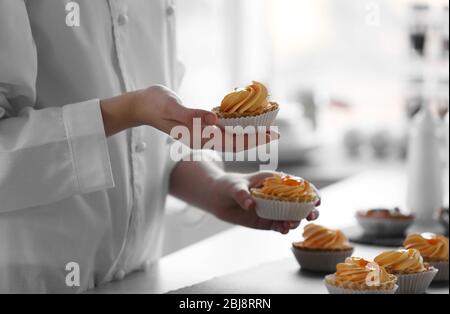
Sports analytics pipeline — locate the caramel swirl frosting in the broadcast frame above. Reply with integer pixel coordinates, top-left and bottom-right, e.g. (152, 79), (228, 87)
(374, 249), (428, 274)
(327, 257), (397, 290)
(404, 233), (449, 262)
(251, 174), (318, 202)
(295, 224), (352, 250)
(215, 81), (278, 117)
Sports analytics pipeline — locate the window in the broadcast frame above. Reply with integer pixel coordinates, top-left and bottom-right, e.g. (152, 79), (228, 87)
(177, 0), (449, 134)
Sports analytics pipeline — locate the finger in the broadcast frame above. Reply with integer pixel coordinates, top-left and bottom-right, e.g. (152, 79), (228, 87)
(282, 221), (295, 231)
(264, 130), (281, 144)
(306, 210), (320, 221)
(239, 131), (280, 152)
(170, 101), (217, 127)
(175, 109), (218, 149)
(219, 130), (280, 153)
(282, 221), (300, 230)
(270, 221), (281, 233)
(200, 125), (222, 148)
(247, 171), (278, 188)
(272, 222), (290, 234)
(267, 129), (281, 141)
(201, 127), (280, 152)
(230, 182), (254, 211)
(216, 206), (274, 231)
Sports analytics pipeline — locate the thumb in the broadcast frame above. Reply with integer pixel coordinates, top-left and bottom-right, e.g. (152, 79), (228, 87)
(248, 171), (277, 188)
(182, 108), (218, 126)
(231, 182), (255, 211)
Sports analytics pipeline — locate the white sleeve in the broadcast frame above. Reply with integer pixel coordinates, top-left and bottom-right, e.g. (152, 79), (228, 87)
(0, 0), (114, 213)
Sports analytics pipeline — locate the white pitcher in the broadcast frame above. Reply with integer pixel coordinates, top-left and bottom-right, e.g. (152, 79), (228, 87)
(407, 103), (444, 221)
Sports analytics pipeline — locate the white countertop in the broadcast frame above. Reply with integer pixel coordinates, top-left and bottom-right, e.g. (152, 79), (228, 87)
(89, 169), (449, 294)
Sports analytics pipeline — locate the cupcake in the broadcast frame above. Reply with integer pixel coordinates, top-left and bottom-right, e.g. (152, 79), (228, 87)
(404, 233), (449, 282)
(374, 249), (438, 294)
(356, 207), (415, 237)
(292, 224), (354, 272)
(324, 257), (398, 294)
(213, 81), (279, 132)
(251, 174), (319, 221)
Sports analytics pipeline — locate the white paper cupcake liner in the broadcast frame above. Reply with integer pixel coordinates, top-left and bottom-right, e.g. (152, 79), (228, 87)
(395, 268), (439, 294)
(254, 197), (315, 221)
(324, 277), (398, 294)
(218, 108), (280, 134)
(291, 247), (354, 273)
(429, 261), (449, 282)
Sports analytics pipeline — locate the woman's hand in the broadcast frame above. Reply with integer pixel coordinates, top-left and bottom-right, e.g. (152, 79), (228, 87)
(207, 172), (320, 234)
(100, 85), (279, 152)
(133, 85), (217, 136)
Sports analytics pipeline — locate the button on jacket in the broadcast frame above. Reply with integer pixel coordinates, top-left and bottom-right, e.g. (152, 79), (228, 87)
(0, 0), (186, 293)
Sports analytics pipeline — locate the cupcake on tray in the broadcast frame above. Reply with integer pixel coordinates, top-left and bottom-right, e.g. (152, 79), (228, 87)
(374, 248), (438, 294)
(356, 207), (415, 237)
(213, 81), (279, 131)
(292, 224), (354, 272)
(404, 233), (449, 282)
(324, 257), (398, 294)
(251, 174), (320, 221)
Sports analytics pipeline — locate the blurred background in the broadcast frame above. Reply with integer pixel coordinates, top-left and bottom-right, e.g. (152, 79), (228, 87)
(163, 0), (449, 255)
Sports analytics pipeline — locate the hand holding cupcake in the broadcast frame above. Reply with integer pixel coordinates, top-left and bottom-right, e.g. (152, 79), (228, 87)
(404, 233), (449, 281)
(324, 257), (398, 294)
(292, 224), (354, 272)
(374, 248), (438, 294)
(251, 174), (320, 221)
(213, 81), (279, 130)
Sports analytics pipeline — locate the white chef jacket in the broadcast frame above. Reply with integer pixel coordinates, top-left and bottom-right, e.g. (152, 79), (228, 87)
(0, 0), (189, 293)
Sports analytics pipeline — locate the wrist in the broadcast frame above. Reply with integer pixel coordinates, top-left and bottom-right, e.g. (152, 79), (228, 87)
(127, 89), (144, 126)
(131, 87), (162, 128)
(201, 164), (227, 203)
(100, 91), (142, 137)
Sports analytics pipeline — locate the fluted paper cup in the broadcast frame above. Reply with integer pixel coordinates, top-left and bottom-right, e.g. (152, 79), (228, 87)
(395, 268), (439, 294)
(217, 108), (280, 134)
(292, 247), (354, 273)
(324, 276), (398, 294)
(429, 261), (448, 282)
(254, 196), (315, 221)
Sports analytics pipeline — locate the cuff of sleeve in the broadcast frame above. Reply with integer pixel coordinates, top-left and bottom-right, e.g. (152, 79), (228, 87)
(63, 99), (115, 194)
